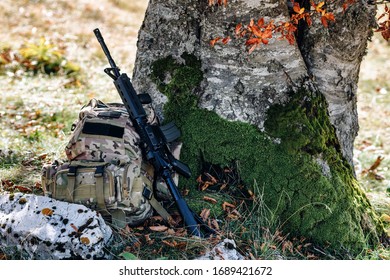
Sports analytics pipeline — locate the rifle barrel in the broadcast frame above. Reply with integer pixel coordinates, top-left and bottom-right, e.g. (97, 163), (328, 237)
(93, 28), (120, 77)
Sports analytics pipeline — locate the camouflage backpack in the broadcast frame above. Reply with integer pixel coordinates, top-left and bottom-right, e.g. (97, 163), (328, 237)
(42, 99), (176, 228)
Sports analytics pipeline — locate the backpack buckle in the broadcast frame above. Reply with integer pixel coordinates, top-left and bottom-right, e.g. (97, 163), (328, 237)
(142, 186), (153, 200)
(68, 166), (77, 177)
(95, 165), (104, 177)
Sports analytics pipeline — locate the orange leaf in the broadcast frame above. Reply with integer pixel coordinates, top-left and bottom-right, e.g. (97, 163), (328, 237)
(324, 12), (335, 21)
(313, 1), (325, 13)
(210, 37), (221, 47)
(235, 23), (242, 36)
(245, 37), (261, 46)
(201, 182), (211, 191)
(262, 38), (269, 44)
(363, 156), (385, 174)
(293, 3), (305, 14)
(251, 25), (263, 38)
(41, 208), (54, 216)
(257, 18), (265, 27)
(80, 237), (90, 245)
(262, 29), (273, 39)
(321, 16), (328, 28)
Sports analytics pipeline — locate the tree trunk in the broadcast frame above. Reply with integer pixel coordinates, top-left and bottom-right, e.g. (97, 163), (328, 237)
(133, 0), (384, 255)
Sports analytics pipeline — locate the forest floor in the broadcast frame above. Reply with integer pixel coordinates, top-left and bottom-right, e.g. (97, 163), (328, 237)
(0, 0), (389, 259)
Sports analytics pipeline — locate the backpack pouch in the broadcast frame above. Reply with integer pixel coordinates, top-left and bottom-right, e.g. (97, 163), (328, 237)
(53, 165), (116, 211)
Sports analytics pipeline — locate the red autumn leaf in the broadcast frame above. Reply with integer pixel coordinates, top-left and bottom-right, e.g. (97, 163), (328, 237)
(305, 14), (312, 26)
(245, 37), (261, 46)
(262, 29), (273, 39)
(342, 0), (356, 13)
(376, 5), (390, 41)
(321, 12), (335, 28)
(293, 3), (305, 15)
(257, 18), (265, 27)
(14, 185), (32, 193)
(235, 23), (243, 36)
(222, 36), (231, 44)
(324, 12), (335, 21)
(321, 17), (328, 28)
(312, 1), (325, 13)
(210, 37), (221, 47)
(1, 179), (14, 189)
(250, 25), (263, 38)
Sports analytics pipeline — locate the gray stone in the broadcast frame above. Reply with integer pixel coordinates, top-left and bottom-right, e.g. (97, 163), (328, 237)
(0, 192), (112, 259)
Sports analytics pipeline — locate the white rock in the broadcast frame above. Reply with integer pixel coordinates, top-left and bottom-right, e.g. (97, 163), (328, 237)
(0, 192), (112, 259)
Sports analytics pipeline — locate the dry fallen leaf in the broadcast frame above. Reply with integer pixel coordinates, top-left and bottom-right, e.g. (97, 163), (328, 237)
(41, 208), (54, 216)
(80, 236), (90, 245)
(211, 219), (220, 230)
(222, 201), (236, 211)
(362, 156), (384, 174)
(200, 208), (211, 221)
(203, 196), (217, 204)
(149, 225), (168, 232)
(14, 185), (32, 193)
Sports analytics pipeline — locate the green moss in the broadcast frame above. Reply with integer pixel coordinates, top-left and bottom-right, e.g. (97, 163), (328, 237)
(151, 54), (384, 256)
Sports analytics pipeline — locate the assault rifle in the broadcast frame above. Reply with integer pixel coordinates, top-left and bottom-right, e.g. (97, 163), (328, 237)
(94, 28), (213, 237)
